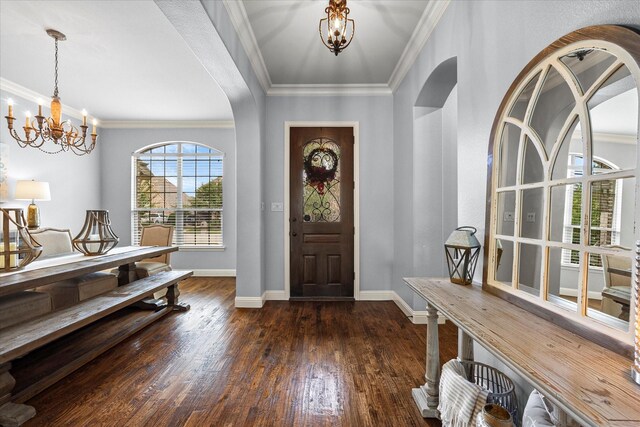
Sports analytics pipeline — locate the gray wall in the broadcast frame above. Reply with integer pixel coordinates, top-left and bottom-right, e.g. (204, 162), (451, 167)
(264, 95), (394, 292)
(393, 0), (640, 411)
(98, 126), (236, 271)
(0, 90), (101, 231)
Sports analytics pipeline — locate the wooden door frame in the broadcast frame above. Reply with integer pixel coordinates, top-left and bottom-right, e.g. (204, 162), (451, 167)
(284, 121), (360, 300)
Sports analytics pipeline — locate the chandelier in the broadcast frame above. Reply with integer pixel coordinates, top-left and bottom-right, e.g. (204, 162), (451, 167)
(319, 0), (355, 56)
(4, 29), (97, 155)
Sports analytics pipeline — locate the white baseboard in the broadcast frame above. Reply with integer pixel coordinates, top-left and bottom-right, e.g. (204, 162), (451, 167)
(235, 295), (265, 308)
(560, 287), (602, 300)
(359, 290), (395, 300)
(235, 288), (447, 324)
(359, 290), (445, 325)
(192, 269), (236, 277)
(264, 290), (288, 300)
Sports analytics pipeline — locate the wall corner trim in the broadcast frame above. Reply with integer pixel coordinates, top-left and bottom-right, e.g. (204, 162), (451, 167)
(222, 0), (272, 92)
(235, 295), (265, 308)
(387, 0), (451, 92)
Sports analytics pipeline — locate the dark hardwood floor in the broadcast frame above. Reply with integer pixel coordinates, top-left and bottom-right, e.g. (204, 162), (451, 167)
(25, 277), (457, 426)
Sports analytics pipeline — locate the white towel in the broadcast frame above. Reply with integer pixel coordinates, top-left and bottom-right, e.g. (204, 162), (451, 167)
(438, 359), (490, 427)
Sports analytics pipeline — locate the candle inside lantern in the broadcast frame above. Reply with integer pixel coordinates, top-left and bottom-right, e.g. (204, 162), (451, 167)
(87, 234), (101, 253)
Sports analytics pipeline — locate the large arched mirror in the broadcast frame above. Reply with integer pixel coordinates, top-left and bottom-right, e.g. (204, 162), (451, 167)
(485, 25), (640, 352)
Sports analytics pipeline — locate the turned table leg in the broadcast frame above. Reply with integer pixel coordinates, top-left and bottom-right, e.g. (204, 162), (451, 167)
(0, 363), (36, 427)
(412, 303), (440, 418)
(167, 283), (190, 312)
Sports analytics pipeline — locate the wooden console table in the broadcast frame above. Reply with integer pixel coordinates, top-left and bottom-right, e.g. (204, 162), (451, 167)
(405, 277), (640, 427)
(0, 246), (193, 426)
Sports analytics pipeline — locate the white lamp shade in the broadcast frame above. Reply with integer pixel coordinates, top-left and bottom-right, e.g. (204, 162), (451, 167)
(15, 180), (51, 201)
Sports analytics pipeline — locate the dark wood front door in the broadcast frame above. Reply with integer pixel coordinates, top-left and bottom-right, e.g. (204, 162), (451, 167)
(290, 127), (354, 299)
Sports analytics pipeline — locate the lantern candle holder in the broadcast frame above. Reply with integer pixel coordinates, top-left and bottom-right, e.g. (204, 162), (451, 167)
(73, 210), (119, 256)
(0, 208), (43, 272)
(444, 226), (481, 286)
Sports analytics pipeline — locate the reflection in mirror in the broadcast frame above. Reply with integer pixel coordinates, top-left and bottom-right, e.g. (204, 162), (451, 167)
(589, 176), (635, 255)
(495, 239), (513, 285)
(520, 187), (544, 239)
(559, 49), (617, 94)
(496, 191), (516, 236)
(586, 251), (630, 331)
(498, 123), (521, 187)
(522, 137), (544, 184)
(519, 243), (542, 296)
(530, 66), (576, 156)
(547, 246), (578, 311)
(588, 65), (637, 174)
(549, 183), (581, 244)
(509, 72), (541, 122)
(551, 116), (583, 180)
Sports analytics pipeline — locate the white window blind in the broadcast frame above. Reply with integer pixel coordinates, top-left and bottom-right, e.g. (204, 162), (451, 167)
(562, 155), (621, 267)
(132, 142), (224, 247)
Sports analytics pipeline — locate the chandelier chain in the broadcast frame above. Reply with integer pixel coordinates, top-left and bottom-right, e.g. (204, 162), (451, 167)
(53, 38), (59, 97)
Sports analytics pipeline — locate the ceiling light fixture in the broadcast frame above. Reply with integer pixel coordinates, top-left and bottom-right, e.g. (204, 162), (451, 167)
(319, 0), (355, 56)
(4, 29), (98, 155)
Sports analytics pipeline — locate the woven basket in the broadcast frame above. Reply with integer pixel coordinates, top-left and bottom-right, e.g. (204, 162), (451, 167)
(460, 360), (519, 426)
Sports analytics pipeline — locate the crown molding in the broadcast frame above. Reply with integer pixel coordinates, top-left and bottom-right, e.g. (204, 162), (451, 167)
(268, 84), (392, 96)
(572, 131), (637, 145)
(0, 77), (94, 121)
(387, 0), (451, 92)
(222, 1), (449, 96)
(99, 120), (235, 129)
(222, 0), (272, 93)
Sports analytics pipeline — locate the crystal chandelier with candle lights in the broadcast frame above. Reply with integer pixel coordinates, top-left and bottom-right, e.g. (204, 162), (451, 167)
(4, 29), (98, 155)
(319, 0), (355, 56)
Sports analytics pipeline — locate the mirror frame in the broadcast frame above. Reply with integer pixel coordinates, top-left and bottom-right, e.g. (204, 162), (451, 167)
(484, 25), (640, 357)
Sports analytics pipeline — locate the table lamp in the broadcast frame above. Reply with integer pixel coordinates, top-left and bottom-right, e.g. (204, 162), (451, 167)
(15, 180), (51, 229)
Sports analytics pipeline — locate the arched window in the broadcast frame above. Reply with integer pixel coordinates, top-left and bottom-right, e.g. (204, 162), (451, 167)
(132, 142), (224, 247)
(487, 32), (639, 339)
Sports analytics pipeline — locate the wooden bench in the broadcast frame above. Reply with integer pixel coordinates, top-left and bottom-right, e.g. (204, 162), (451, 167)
(0, 246), (192, 427)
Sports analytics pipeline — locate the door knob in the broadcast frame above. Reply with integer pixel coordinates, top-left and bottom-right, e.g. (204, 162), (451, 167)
(292, 232), (298, 237)
(291, 218), (297, 222)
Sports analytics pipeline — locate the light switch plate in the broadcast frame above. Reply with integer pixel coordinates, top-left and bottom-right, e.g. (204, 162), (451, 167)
(526, 212), (536, 222)
(503, 212), (514, 222)
(271, 202), (284, 212)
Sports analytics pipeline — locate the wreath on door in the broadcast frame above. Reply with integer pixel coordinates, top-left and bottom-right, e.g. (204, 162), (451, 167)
(303, 147), (339, 195)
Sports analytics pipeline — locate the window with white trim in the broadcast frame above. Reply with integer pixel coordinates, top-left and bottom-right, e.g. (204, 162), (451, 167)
(562, 155), (621, 267)
(132, 142), (223, 247)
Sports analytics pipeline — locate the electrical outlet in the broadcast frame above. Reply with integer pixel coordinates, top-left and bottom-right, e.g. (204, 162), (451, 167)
(526, 212), (536, 222)
(503, 212), (514, 222)
(271, 202), (284, 212)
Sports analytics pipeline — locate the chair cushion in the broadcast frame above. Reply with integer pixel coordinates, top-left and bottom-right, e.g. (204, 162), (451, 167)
(37, 272), (118, 310)
(0, 291), (52, 330)
(135, 262), (171, 279)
